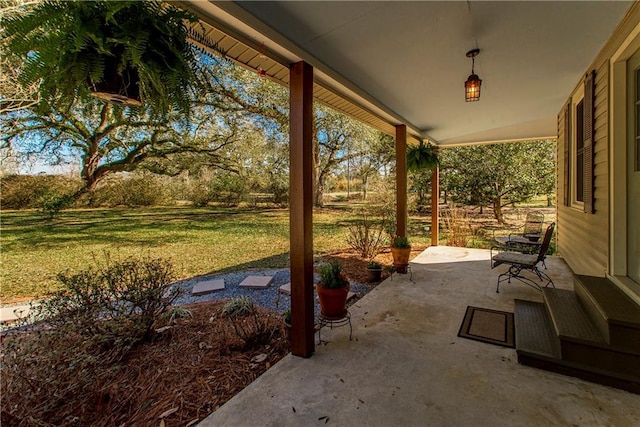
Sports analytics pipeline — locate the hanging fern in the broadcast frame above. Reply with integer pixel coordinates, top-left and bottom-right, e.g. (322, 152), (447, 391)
(407, 141), (439, 172)
(2, 0), (223, 120)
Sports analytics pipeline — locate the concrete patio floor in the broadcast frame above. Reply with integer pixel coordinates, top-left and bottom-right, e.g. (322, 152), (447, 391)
(201, 246), (640, 426)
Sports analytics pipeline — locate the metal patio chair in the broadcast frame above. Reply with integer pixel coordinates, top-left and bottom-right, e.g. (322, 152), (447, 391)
(491, 222), (555, 293)
(495, 212), (545, 251)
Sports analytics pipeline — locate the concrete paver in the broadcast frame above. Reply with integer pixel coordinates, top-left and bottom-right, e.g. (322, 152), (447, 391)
(201, 246), (640, 426)
(0, 304), (32, 323)
(238, 275), (273, 289)
(191, 279), (225, 296)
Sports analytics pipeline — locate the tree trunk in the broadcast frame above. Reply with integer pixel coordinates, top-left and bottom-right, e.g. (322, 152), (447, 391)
(547, 195), (553, 207)
(362, 175), (368, 200)
(492, 197), (505, 224)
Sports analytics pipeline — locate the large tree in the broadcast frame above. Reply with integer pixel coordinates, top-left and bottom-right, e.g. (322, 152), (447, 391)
(439, 140), (556, 223)
(1, 99), (240, 196)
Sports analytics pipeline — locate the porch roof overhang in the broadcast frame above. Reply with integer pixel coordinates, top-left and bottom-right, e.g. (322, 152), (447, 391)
(181, 1), (632, 146)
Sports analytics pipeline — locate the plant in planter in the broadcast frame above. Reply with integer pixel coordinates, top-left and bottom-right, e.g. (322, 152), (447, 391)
(366, 260), (383, 283)
(282, 309), (292, 341)
(316, 261), (350, 319)
(407, 141), (439, 172)
(391, 236), (412, 274)
(3, 0), (218, 118)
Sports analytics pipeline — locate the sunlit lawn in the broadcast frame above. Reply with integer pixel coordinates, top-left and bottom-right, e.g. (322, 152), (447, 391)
(1, 204), (432, 302)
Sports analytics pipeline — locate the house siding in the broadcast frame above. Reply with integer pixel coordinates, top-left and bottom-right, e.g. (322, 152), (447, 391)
(557, 61), (609, 277)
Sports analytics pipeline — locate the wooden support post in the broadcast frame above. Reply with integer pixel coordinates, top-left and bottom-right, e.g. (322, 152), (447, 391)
(289, 61), (314, 358)
(395, 125), (407, 237)
(431, 166), (439, 246)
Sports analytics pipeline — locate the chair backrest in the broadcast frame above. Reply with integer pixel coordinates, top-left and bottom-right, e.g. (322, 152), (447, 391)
(523, 212), (544, 237)
(536, 222), (555, 264)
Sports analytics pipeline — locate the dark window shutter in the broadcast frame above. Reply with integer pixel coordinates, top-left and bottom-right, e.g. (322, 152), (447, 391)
(563, 101), (571, 206)
(583, 70), (595, 213)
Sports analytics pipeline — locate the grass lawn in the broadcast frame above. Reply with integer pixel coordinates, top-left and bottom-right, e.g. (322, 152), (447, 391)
(1, 205), (432, 302)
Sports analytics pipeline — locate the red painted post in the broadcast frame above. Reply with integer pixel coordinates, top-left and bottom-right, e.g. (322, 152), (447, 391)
(289, 61), (315, 357)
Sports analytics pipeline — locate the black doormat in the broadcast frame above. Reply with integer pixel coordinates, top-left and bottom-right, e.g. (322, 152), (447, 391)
(457, 306), (515, 348)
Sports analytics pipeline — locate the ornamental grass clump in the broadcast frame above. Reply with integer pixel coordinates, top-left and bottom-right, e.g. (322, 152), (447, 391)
(221, 297), (275, 349)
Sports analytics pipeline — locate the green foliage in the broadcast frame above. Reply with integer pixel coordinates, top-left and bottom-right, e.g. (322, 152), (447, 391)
(90, 172), (170, 207)
(317, 261), (348, 289)
(40, 191), (74, 219)
(222, 297), (274, 348)
(2, 0), (215, 119)
(222, 296), (255, 318)
(367, 260), (382, 269)
(392, 236), (411, 248)
(0, 174), (82, 209)
(407, 141), (438, 172)
(283, 308), (291, 324)
(439, 140), (556, 223)
(267, 173), (289, 206)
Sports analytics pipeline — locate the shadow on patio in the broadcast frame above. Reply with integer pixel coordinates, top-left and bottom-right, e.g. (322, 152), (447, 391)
(201, 246), (639, 426)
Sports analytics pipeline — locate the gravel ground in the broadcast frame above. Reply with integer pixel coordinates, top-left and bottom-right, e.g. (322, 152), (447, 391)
(172, 268), (373, 317)
(0, 269), (373, 332)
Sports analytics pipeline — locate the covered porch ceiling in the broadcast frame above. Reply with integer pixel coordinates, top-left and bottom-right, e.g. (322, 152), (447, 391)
(182, 1), (631, 146)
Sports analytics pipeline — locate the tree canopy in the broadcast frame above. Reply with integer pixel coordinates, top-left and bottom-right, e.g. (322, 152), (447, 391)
(439, 140), (556, 223)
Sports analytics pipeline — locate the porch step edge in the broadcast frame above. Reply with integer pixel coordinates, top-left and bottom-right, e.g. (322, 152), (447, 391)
(575, 275), (640, 328)
(514, 299), (560, 358)
(543, 288), (605, 345)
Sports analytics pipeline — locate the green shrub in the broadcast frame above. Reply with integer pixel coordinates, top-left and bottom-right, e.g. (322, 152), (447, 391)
(267, 174), (289, 206)
(40, 191), (74, 219)
(2, 256), (180, 425)
(1, 174), (81, 209)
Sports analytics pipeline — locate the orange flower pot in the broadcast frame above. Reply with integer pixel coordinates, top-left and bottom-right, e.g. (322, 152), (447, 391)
(391, 247), (411, 274)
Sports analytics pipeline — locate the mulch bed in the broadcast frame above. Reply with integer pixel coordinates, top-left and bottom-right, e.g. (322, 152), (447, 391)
(322, 244), (428, 285)
(1, 301), (289, 426)
(2, 246), (427, 426)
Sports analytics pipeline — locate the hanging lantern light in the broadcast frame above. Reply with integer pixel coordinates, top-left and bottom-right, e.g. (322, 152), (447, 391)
(464, 48), (482, 102)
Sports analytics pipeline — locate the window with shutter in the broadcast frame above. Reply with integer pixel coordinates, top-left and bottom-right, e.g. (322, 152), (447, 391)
(567, 71), (596, 212)
(583, 70), (595, 214)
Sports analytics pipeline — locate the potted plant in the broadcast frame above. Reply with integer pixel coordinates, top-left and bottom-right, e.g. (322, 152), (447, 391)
(3, 0), (218, 118)
(391, 236), (411, 274)
(366, 260), (383, 283)
(407, 141), (439, 172)
(315, 261), (349, 319)
(283, 309), (292, 341)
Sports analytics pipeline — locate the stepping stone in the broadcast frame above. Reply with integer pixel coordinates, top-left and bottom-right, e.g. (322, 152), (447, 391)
(192, 279), (225, 296)
(0, 305), (30, 323)
(239, 275), (273, 289)
(278, 283), (291, 295)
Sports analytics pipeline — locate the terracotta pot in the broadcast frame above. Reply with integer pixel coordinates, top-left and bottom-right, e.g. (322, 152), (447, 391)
(391, 247), (411, 273)
(366, 268), (383, 283)
(316, 284), (349, 318)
